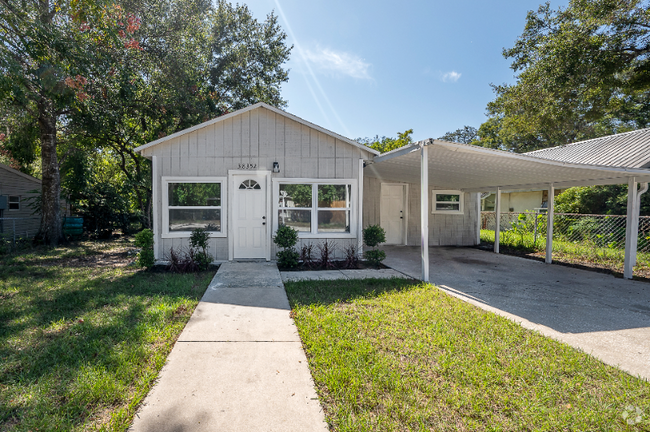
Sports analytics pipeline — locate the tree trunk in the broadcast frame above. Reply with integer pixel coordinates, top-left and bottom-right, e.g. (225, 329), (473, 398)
(37, 98), (63, 246)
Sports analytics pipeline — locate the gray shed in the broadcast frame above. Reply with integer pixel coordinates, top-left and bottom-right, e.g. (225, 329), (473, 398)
(0, 163), (41, 239)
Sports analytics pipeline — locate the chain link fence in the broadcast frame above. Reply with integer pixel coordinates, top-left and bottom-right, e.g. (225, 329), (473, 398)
(0, 217), (40, 252)
(481, 211), (650, 253)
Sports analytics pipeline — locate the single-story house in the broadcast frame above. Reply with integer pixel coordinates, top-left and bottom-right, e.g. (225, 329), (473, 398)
(0, 163), (41, 238)
(135, 103), (650, 280)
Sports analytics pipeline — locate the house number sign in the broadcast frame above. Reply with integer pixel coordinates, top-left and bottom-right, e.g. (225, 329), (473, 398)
(238, 163), (257, 170)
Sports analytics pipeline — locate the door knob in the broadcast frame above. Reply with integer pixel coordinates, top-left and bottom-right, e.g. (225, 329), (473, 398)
(262, 216), (266, 219)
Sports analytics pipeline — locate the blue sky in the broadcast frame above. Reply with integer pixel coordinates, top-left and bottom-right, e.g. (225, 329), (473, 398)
(242, 0), (569, 142)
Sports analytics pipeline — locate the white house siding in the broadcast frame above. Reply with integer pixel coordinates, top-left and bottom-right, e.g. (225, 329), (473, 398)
(141, 105), (374, 261)
(0, 165), (41, 238)
(363, 176), (479, 247)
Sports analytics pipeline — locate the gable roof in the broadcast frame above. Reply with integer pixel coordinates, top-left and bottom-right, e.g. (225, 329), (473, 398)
(0, 163), (41, 184)
(134, 102), (380, 156)
(525, 128), (650, 168)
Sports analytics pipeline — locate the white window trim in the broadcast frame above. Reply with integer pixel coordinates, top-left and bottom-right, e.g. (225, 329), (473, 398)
(272, 178), (358, 239)
(162, 176), (227, 238)
(431, 189), (464, 215)
(8, 196), (20, 211)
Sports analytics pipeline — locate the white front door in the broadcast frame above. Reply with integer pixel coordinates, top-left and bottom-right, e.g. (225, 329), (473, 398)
(380, 184), (406, 245)
(233, 174), (267, 259)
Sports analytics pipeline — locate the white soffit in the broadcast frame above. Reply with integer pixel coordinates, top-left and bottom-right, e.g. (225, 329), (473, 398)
(365, 139), (650, 192)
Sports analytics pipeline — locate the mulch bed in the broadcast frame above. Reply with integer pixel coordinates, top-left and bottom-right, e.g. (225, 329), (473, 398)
(278, 261), (388, 272)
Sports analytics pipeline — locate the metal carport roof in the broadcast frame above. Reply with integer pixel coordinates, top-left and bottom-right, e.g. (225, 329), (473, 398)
(365, 139), (650, 191)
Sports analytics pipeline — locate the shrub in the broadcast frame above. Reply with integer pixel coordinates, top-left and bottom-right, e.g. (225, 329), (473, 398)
(274, 225), (299, 249)
(190, 228), (212, 270)
(363, 225), (386, 248)
(274, 225), (299, 268)
(300, 243), (316, 269)
(365, 249), (386, 267)
(134, 229), (155, 269)
(343, 244), (359, 269)
(317, 240), (337, 269)
(165, 247), (200, 273)
(363, 225), (386, 267)
(277, 249), (300, 269)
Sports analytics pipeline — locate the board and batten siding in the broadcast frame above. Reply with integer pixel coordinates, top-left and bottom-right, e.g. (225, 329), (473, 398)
(0, 165), (41, 238)
(142, 105), (374, 261)
(363, 175), (479, 247)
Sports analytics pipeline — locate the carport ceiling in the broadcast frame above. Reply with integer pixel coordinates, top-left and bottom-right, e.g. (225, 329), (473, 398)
(365, 139), (650, 192)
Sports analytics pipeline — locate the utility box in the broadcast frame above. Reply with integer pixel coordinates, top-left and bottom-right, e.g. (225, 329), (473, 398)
(0, 196), (7, 210)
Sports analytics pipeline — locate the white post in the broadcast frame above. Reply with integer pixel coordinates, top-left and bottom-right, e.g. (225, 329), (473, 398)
(152, 155), (160, 261)
(494, 188), (501, 254)
(624, 178), (648, 279)
(358, 159), (364, 257)
(545, 184), (555, 264)
(476, 193), (481, 245)
(421, 144), (429, 282)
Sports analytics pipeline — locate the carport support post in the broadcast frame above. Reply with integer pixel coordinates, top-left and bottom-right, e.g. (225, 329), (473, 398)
(624, 177), (648, 279)
(545, 184), (555, 264)
(494, 188), (501, 254)
(420, 144), (429, 282)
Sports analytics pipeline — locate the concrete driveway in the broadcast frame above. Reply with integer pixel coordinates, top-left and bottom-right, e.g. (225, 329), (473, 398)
(383, 245), (650, 381)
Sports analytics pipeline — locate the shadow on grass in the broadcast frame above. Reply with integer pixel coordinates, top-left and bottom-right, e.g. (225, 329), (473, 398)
(284, 277), (420, 308)
(0, 255), (213, 430)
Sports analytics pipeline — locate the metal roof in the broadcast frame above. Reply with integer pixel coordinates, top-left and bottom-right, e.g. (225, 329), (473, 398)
(366, 139), (650, 192)
(134, 102), (379, 156)
(525, 128), (650, 168)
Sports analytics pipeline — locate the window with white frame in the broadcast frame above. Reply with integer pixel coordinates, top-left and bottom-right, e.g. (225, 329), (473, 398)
(8, 196), (20, 210)
(431, 190), (464, 214)
(276, 181), (354, 236)
(163, 178), (224, 236)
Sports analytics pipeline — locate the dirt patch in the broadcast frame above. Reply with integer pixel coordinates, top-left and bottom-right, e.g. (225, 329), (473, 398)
(279, 260), (389, 272)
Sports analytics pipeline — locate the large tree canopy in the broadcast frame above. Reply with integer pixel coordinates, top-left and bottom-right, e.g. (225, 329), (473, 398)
(0, 0), (292, 243)
(357, 129), (414, 154)
(483, 0), (650, 152)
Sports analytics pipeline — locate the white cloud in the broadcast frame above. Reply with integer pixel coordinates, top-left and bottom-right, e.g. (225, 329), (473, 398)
(302, 47), (372, 80)
(441, 71), (462, 82)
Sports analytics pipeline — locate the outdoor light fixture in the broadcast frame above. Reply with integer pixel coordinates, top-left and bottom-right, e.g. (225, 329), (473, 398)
(272, 162), (280, 173)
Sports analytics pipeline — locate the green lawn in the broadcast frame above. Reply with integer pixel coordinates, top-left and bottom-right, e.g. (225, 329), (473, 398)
(0, 239), (213, 431)
(285, 278), (650, 431)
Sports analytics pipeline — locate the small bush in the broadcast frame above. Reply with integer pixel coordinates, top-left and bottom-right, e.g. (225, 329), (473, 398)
(363, 225), (386, 248)
(274, 225), (299, 249)
(277, 249), (300, 269)
(134, 229), (155, 269)
(300, 243), (316, 269)
(317, 240), (337, 270)
(343, 244), (359, 269)
(274, 225), (299, 268)
(190, 228), (212, 270)
(363, 225), (386, 267)
(165, 247), (200, 273)
(365, 249), (386, 268)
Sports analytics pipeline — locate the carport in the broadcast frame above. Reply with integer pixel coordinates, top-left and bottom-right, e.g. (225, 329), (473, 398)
(365, 139), (650, 280)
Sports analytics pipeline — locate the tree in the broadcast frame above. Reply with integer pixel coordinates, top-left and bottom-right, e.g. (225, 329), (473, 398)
(0, 0), (141, 245)
(555, 185), (650, 216)
(438, 126), (479, 145)
(481, 0), (650, 152)
(358, 129), (414, 154)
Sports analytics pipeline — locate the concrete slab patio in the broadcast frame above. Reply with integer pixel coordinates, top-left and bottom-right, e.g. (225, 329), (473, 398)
(383, 245), (650, 381)
(129, 262), (328, 432)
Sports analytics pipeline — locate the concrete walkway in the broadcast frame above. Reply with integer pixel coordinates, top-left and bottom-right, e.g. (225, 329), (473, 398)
(129, 262), (328, 432)
(383, 245), (650, 381)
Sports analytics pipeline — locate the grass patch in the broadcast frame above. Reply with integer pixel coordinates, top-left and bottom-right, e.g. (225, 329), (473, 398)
(0, 238), (213, 431)
(286, 278), (650, 431)
(480, 229), (650, 278)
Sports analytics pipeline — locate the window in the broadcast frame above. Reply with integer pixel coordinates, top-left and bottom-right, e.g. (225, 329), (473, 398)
(162, 178), (226, 237)
(8, 196), (19, 210)
(276, 180), (355, 237)
(432, 190), (464, 214)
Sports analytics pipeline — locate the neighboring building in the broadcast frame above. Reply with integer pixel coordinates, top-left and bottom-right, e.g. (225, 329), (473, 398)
(0, 164), (41, 238)
(484, 128), (650, 212)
